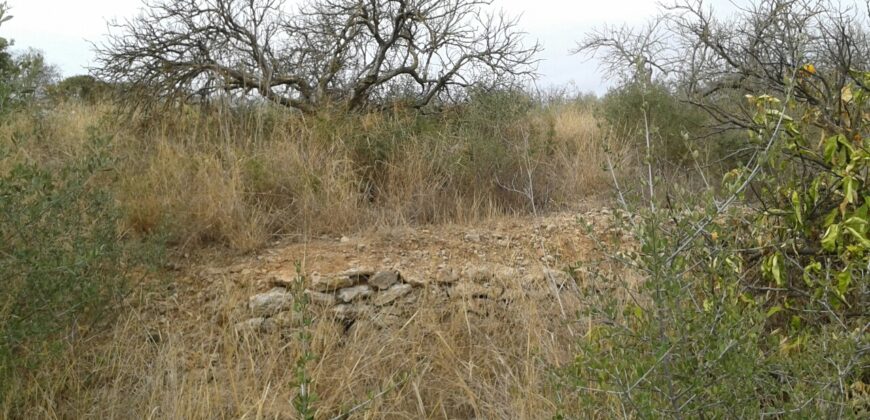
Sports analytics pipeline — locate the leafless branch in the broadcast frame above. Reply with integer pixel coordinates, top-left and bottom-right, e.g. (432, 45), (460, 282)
(93, 0), (540, 113)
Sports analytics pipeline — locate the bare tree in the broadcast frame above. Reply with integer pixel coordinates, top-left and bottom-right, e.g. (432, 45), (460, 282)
(93, 0), (540, 113)
(576, 0), (870, 133)
(573, 18), (673, 87)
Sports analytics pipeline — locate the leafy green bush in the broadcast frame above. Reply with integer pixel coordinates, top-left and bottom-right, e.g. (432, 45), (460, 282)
(0, 3), (59, 114)
(47, 75), (112, 104)
(560, 70), (868, 418)
(599, 81), (706, 166)
(0, 133), (153, 411)
(562, 206), (864, 417)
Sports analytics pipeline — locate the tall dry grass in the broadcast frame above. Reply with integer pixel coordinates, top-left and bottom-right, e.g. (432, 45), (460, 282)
(13, 266), (592, 419)
(3, 98), (613, 252)
(1, 98), (623, 418)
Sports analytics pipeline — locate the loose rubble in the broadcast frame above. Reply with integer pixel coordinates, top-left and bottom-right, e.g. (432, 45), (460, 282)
(248, 288), (292, 317)
(237, 263), (584, 334)
(231, 206), (635, 335)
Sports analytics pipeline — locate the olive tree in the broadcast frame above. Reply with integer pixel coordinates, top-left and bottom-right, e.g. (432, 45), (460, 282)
(0, 3), (59, 112)
(94, 0), (540, 113)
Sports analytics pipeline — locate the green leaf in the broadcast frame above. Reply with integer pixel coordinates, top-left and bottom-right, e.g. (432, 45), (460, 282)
(633, 304), (644, 319)
(823, 207), (839, 227)
(842, 176), (858, 205)
(790, 316), (802, 331)
(765, 253), (785, 286)
(766, 305), (784, 318)
(791, 191), (803, 226)
(803, 261), (821, 287)
(836, 271), (852, 296)
(821, 224), (840, 251)
(809, 177), (821, 206)
(844, 226), (870, 248)
(824, 135), (840, 163)
(844, 215), (868, 232)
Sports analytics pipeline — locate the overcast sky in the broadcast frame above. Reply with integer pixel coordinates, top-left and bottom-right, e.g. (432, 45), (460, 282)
(4, 0), (739, 94)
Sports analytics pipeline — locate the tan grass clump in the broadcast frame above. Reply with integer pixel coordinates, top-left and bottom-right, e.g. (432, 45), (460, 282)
(31, 277), (584, 419)
(3, 99), (616, 252)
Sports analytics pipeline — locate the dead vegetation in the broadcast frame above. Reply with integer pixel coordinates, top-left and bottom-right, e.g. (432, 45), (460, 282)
(1, 96), (635, 418)
(2, 97), (614, 252)
(20, 209), (638, 419)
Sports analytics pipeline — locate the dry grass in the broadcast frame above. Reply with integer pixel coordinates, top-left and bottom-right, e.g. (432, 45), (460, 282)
(9, 208), (640, 419)
(1, 98), (630, 418)
(3, 99), (614, 252)
(0, 194), (634, 420)
(44, 286), (581, 419)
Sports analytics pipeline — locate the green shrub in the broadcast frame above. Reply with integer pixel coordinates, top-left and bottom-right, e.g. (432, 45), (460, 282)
(560, 70), (868, 419)
(562, 207), (863, 417)
(47, 75), (112, 104)
(0, 133), (154, 411)
(599, 81), (707, 166)
(0, 3), (59, 115)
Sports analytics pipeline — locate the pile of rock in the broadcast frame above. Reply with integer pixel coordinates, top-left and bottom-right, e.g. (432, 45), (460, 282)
(234, 287), (298, 333)
(307, 269), (417, 318)
(236, 269), (419, 333)
(236, 264), (580, 334)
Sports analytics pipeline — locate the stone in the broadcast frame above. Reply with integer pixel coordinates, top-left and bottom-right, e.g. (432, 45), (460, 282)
(463, 265), (493, 282)
(304, 289), (336, 306)
(332, 304), (370, 321)
(248, 288), (293, 317)
(338, 268), (375, 281)
(164, 262), (182, 271)
(310, 271), (361, 292)
(435, 268), (459, 285)
(464, 232), (482, 242)
(450, 282), (502, 299)
(402, 275), (427, 287)
(268, 310), (303, 328)
(398, 292), (419, 305)
(369, 270), (399, 290)
(543, 268), (573, 288)
(268, 272), (296, 288)
(337, 285), (373, 303)
(374, 283), (413, 306)
(234, 317), (267, 334)
(227, 263), (247, 273)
